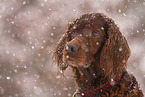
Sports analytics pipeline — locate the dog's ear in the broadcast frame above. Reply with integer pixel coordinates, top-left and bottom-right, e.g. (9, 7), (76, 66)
(100, 18), (130, 82)
(53, 33), (68, 71)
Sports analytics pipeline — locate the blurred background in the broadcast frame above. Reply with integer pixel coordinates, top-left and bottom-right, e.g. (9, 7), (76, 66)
(0, 0), (145, 97)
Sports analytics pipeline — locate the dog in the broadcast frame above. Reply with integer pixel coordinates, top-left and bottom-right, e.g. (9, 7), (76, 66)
(53, 13), (143, 97)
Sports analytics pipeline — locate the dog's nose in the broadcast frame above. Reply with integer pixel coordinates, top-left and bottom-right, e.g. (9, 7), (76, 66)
(65, 44), (78, 54)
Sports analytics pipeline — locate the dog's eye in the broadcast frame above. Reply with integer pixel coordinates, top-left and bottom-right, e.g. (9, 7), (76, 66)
(91, 31), (100, 38)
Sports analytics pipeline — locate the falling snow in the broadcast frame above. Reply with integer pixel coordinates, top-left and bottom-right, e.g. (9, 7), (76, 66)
(110, 78), (115, 86)
(96, 42), (99, 45)
(0, 0), (144, 97)
(101, 27), (104, 30)
(6, 77), (11, 80)
(119, 47), (123, 52)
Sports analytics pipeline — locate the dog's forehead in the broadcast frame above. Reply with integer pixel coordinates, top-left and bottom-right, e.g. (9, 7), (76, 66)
(82, 28), (91, 34)
(71, 23), (105, 33)
(72, 19), (105, 29)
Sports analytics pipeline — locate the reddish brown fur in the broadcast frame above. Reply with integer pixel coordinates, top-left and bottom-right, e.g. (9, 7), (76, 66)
(53, 13), (143, 97)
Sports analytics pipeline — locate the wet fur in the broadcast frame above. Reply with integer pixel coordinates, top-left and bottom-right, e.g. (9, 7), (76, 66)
(53, 13), (143, 97)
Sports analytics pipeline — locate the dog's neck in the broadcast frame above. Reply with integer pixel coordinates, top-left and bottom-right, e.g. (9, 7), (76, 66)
(71, 62), (123, 96)
(72, 62), (108, 90)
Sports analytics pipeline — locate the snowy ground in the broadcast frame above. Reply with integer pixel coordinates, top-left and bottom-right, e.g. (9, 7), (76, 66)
(0, 0), (145, 97)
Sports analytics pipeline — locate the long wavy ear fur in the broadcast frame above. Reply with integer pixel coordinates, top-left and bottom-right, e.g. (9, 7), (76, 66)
(53, 33), (68, 71)
(100, 17), (130, 81)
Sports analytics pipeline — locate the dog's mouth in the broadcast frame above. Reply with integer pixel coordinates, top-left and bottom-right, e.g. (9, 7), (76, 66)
(63, 55), (93, 69)
(62, 47), (95, 69)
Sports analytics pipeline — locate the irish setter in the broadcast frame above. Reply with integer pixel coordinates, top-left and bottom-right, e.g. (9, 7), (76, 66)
(54, 13), (143, 97)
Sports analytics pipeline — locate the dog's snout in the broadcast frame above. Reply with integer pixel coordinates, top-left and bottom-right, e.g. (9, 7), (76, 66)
(65, 44), (78, 54)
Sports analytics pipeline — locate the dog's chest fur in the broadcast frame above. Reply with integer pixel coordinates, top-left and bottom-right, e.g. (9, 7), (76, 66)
(72, 67), (143, 97)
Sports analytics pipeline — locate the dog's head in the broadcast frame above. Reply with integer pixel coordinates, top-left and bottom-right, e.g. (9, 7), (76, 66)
(54, 13), (130, 81)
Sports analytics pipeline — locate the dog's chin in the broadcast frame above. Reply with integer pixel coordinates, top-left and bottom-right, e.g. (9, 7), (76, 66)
(63, 53), (95, 68)
(64, 59), (92, 68)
